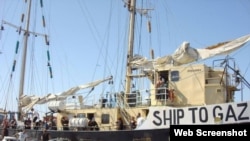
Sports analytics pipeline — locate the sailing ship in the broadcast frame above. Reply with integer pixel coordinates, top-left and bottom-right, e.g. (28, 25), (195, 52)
(1, 0), (250, 141)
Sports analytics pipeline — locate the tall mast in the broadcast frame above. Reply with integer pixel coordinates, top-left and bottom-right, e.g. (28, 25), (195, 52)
(18, 0), (32, 120)
(125, 0), (136, 96)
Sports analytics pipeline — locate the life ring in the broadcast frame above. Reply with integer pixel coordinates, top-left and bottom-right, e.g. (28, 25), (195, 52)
(169, 89), (174, 102)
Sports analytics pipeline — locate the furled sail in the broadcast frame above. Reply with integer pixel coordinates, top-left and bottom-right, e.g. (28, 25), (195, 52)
(131, 34), (250, 69)
(20, 76), (113, 111)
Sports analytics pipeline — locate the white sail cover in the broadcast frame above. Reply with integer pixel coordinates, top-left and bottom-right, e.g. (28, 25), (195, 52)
(20, 76), (113, 110)
(131, 34), (250, 68)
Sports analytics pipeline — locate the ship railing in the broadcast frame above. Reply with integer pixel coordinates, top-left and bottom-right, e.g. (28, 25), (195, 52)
(126, 87), (171, 106)
(126, 89), (151, 107)
(117, 90), (150, 127)
(155, 87), (170, 105)
(122, 89), (150, 127)
(155, 87), (168, 98)
(116, 93), (131, 126)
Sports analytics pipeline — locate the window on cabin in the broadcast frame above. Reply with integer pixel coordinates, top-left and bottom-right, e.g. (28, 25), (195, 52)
(171, 71), (180, 81)
(77, 113), (86, 118)
(101, 114), (110, 124)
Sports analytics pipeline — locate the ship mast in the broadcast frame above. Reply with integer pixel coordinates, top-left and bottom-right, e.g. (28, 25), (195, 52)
(18, 0), (32, 120)
(125, 0), (136, 96)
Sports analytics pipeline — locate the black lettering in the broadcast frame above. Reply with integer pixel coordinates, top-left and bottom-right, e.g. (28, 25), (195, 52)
(173, 109), (176, 124)
(163, 109), (172, 125)
(188, 107), (198, 123)
(176, 109), (184, 124)
(199, 107), (208, 122)
(213, 106), (223, 120)
(237, 102), (249, 120)
(153, 111), (162, 126)
(225, 105), (237, 121)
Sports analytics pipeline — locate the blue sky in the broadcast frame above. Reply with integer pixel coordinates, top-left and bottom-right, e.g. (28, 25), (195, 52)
(0, 0), (250, 115)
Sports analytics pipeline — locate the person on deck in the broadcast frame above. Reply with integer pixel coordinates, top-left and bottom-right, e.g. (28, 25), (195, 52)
(31, 108), (39, 123)
(116, 117), (124, 130)
(1, 116), (9, 139)
(156, 76), (164, 88)
(136, 113), (141, 119)
(50, 118), (57, 130)
(130, 116), (137, 129)
(156, 76), (167, 99)
(88, 117), (99, 131)
(24, 117), (31, 129)
(1, 127), (8, 139)
(1, 116), (9, 128)
(61, 116), (69, 130)
(41, 129), (51, 141)
(10, 116), (17, 129)
(16, 129), (29, 141)
(136, 113), (144, 128)
(31, 108), (39, 129)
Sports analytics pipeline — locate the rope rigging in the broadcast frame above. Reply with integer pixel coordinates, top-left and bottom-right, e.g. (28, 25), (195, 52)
(0, 0), (53, 116)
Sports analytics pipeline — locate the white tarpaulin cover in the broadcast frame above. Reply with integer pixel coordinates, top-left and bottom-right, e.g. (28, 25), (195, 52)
(20, 76), (112, 111)
(131, 34), (250, 68)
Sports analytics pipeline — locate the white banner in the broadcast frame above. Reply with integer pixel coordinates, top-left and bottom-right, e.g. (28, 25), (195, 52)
(137, 101), (250, 129)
